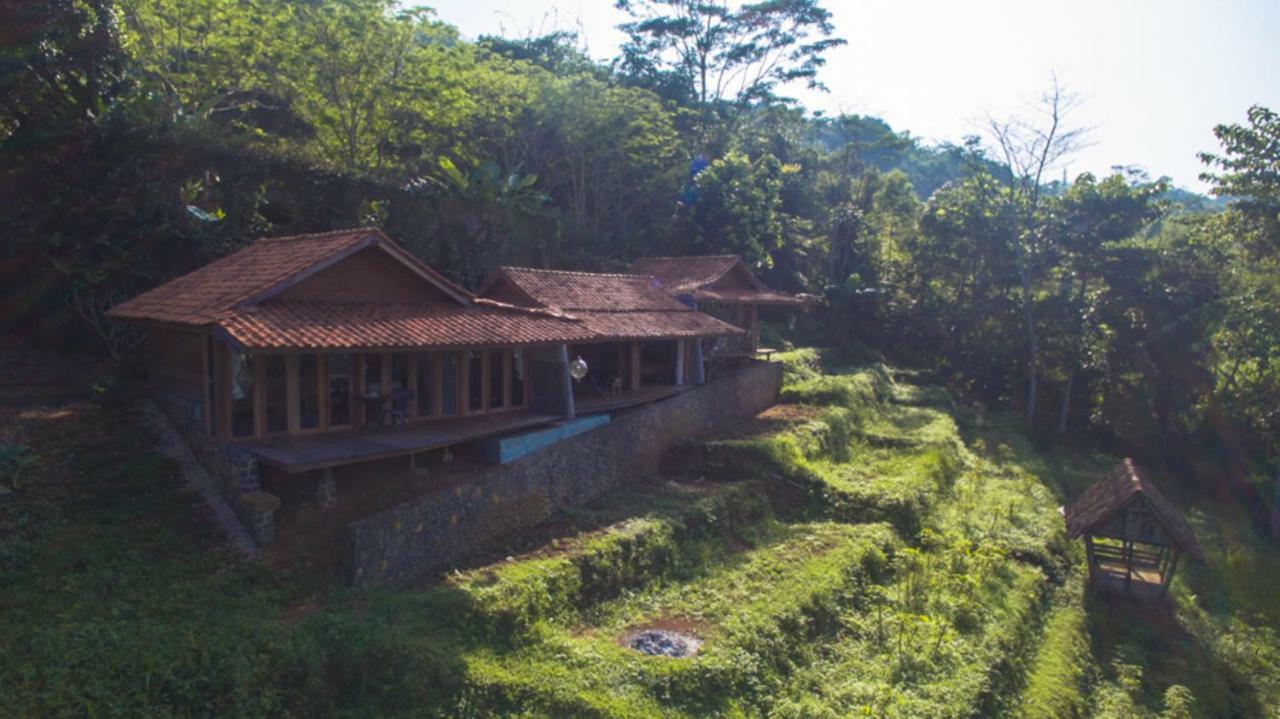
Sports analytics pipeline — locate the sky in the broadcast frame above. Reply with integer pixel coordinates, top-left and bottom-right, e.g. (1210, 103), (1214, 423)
(424, 0), (1280, 193)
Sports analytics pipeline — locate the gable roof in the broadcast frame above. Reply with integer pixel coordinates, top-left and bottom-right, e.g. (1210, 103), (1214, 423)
(481, 267), (690, 312)
(628, 255), (759, 294)
(629, 255), (806, 306)
(218, 299), (596, 351)
(478, 267), (744, 340)
(1063, 459), (1205, 561)
(107, 228), (472, 326)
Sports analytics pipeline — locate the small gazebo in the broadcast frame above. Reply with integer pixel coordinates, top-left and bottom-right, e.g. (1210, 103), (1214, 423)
(1062, 459), (1204, 600)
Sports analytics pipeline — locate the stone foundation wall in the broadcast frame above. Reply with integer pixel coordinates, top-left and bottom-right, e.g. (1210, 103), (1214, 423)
(348, 361), (783, 586)
(151, 385), (271, 545)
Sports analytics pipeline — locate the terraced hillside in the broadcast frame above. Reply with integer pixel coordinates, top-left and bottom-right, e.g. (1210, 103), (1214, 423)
(2, 343), (1277, 717)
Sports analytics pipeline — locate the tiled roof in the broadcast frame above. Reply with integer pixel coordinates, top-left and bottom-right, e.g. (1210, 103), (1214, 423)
(481, 266), (744, 339)
(628, 255), (748, 294)
(575, 310), (741, 339)
(692, 287), (807, 306)
(1063, 459), (1205, 561)
(107, 227), (472, 325)
(629, 255), (805, 307)
(487, 267), (690, 312)
(218, 300), (598, 350)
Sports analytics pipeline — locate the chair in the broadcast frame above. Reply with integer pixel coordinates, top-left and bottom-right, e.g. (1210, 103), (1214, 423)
(388, 388), (415, 426)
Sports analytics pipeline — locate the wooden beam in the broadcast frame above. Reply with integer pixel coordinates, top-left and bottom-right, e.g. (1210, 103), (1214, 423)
(380, 353), (391, 395)
(286, 354), (300, 434)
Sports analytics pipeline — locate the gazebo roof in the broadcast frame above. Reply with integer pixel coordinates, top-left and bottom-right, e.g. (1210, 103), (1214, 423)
(1062, 459), (1205, 561)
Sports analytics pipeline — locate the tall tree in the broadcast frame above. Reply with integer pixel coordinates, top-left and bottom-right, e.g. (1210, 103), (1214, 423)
(985, 76), (1089, 424)
(613, 0), (844, 125)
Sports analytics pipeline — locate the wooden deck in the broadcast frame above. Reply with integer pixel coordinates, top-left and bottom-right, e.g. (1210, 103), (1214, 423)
(575, 384), (693, 414)
(244, 411), (560, 473)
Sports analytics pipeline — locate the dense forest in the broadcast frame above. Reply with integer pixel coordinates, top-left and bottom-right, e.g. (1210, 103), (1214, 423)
(2, 0), (1277, 519)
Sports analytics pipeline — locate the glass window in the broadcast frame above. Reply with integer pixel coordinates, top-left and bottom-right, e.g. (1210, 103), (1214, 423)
(440, 352), (459, 416)
(298, 354), (320, 430)
(264, 355), (287, 434)
(468, 350), (483, 412)
(511, 348), (526, 407)
(230, 352), (256, 438)
(329, 353), (352, 427)
(416, 353), (435, 417)
(364, 353), (383, 396)
(391, 354), (408, 392)
(489, 349), (506, 409)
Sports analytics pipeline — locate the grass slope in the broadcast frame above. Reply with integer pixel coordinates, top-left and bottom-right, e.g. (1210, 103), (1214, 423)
(1, 343), (1277, 717)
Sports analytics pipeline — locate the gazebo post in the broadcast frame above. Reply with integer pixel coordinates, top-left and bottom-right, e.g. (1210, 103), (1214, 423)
(1084, 534), (1098, 583)
(1160, 551), (1180, 598)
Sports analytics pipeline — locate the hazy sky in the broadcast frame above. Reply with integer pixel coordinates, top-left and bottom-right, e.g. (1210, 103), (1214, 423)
(425, 0), (1280, 192)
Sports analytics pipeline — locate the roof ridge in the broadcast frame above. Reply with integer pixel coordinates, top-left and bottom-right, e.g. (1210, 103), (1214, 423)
(500, 266), (656, 280)
(632, 255), (741, 262)
(255, 226), (381, 244)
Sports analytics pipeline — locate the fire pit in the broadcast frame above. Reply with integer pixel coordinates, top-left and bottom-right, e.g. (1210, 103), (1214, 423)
(624, 629), (702, 658)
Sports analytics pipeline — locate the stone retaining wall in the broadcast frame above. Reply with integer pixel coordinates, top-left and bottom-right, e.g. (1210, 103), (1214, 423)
(348, 360), (783, 586)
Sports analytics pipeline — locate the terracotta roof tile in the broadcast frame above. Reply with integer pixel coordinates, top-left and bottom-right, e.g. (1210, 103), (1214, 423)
(218, 300), (597, 350)
(106, 227), (473, 326)
(108, 228), (380, 325)
(490, 267), (690, 312)
(692, 287), (807, 306)
(575, 310), (741, 339)
(1063, 459), (1205, 561)
(482, 267), (745, 339)
(628, 255), (745, 294)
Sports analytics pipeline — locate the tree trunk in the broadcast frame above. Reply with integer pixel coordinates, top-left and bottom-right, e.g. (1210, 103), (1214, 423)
(1271, 467), (1280, 542)
(1058, 367), (1074, 434)
(1020, 261), (1038, 424)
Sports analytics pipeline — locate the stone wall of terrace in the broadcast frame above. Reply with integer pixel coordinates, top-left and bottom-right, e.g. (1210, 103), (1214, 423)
(347, 360), (783, 586)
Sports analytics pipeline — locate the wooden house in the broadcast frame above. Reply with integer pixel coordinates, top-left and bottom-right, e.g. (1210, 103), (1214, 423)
(478, 267), (737, 411)
(107, 229), (743, 485)
(1062, 459), (1205, 601)
(628, 255), (806, 357)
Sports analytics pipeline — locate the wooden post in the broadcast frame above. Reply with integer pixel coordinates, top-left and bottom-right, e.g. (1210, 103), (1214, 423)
(749, 304), (759, 352)
(407, 354), (418, 417)
(675, 339), (685, 386)
(201, 334), (212, 435)
(353, 354), (365, 426)
(502, 349), (513, 409)
(217, 343), (232, 439)
(253, 354), (266, 439)
(692, 338), (705, 385)
(616, 342), (628, 392)
(1084, 534), (1097, 584)
(433, 354), (444, 416)
(318, 354), (330, 432)
(480, 350), (491, 411)
(630, 342), (641, 391)
(459, 351), (470, 416)
(558, 343), (575, 420)
(285, 354), (300, 434)
(1160, 552), (1180, 597)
